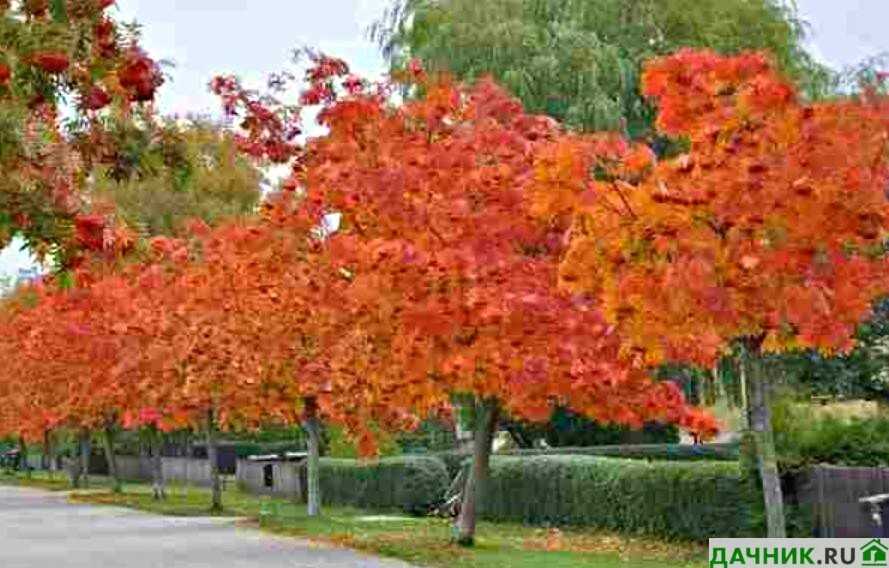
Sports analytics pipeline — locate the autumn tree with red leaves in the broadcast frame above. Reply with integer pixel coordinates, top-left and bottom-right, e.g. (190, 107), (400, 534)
(0, 46), (721, 538)
(222, 56), (718, 543)
(531, 50), (889, 536)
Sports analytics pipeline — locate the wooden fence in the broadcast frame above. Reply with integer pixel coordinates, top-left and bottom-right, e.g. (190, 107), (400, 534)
(790, 465), (889, 537)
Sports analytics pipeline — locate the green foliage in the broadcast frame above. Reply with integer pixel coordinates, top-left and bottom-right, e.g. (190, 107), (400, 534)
(319, 456), (449, 515)
(476, 456), (755, 540)
(90, 118), (262, 237)
(773, 400), (889, 469)
(501, 443), (740, 461)
(434, 448), (471, 480)
(506, 409), (679, 448)
(396, 419), (457, 453)
(768, 298), (889, 401)
(434, 442), (738, 481)
(376, 0), (832, 137)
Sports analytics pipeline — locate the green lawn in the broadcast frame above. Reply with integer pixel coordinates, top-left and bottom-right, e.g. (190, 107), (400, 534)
(2, 470), (706, 568)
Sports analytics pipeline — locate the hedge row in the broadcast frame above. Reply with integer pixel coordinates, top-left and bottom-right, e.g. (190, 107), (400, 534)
(319, 456), (449, 515)
(475, 456), (756, 540)
(434, 443), (739, 480)
(502, 443), (740, 462)
(434, 449), (472, 479)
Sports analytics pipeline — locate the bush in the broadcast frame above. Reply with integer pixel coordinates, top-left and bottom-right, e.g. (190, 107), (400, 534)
(320, 456), (449, 515)
(432, 442), (738, 481)
(774, 406), (889, 469)
(504, 409), (680, 448)
(476, 455), (756, 540)
(434, 449), (472, 479)
(501, 442), (740, 462)
(397, 419), (458, 453)
(543, 411), (679, 447)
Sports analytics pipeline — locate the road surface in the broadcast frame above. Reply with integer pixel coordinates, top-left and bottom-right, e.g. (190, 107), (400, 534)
(0, 485), (415, 568)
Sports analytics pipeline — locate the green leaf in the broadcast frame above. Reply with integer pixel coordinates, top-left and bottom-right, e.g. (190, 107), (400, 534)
(49, 0), (69, 24)
(57, 270), (74, 290)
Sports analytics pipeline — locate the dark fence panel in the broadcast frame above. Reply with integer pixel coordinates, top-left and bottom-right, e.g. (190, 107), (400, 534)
(790, 465), (889, 537)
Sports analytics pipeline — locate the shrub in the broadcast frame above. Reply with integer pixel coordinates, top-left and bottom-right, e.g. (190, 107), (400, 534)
(542, 412), (679, 447)
(476, 456), (756, 540)
(773, 399), (889, 469)
(320, 455), (449, 515)
(397, 419), (458, 453)
(504, 409), (680, 448)
(433, 442), (737, 481)
(777, 415), (889, 469)
(501, 442), (739, 461)
(434, 449), (472, 479)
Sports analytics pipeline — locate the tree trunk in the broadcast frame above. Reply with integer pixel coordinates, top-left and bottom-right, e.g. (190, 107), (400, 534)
(150, 428), (166, 500)
(206, 411), (222, 512)
(455, 398), (500, 546)
(101, 423), (122, 493)
(44, 430), (56, 480)
(303, 397), (322, 517)
(78, 429), (91, 488)
(743, 341), (786, 537)
(19, 437), (30, 479)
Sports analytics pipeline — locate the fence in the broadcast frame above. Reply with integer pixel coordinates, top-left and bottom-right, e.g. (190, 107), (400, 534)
(789, 465), (889, 537)
(114, 456), (214, 486)
(235, 459), (305, 499)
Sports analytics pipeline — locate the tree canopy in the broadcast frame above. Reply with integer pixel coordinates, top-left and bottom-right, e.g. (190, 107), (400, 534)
(90, 118), (262, 237)
(0, 0), (162, 261)
(374, 0), (832, 137)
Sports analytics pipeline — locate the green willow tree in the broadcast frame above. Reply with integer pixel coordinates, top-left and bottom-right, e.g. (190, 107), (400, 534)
(373, 0), (832, 138)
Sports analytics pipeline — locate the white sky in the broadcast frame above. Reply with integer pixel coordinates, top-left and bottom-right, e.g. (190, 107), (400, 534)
(2, 0), (887, 277)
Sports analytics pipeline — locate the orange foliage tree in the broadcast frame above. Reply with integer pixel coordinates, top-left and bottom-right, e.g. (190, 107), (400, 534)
(249, 57), (718, 543)
(530, 50), (889, 536)
(0, 51), (717, 537)
(0, 221), (141, 487)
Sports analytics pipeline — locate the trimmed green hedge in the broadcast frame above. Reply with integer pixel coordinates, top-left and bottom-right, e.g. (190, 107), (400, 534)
(320, 456), (449, 515)
(501, 443), (740, 462)
(476, 455), (756, 540)
(434, 443), (739, 481)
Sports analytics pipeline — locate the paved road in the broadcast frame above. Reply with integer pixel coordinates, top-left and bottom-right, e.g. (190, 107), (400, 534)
(0, 486), (415, 568)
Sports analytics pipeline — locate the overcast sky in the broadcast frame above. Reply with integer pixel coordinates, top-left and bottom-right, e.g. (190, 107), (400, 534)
(2, 0), (888, 277)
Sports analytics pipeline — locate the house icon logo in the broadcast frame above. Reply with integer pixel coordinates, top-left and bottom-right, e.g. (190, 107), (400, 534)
(862, 538), (889, 567)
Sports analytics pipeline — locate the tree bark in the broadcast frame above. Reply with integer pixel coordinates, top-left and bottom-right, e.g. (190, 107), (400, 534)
(150, 428), (166, 500)
(455, 398), (500, 546)
(19, 437), (30, 479)
(44, 430), (56, 480)
(743, 341), (786, 538)
(303, 397), (322, 518)
(101, 422), (122, 493)
(78, 429), (91, 488)
(206, 410), (222, 512)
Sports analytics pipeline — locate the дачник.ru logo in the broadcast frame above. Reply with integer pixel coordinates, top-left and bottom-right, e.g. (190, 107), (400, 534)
(709, 538), (889, 567)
